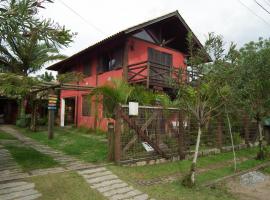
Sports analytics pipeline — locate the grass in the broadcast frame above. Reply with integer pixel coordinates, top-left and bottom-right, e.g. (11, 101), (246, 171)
(5, 144), (60, 171)
(262, 166), (270, 174)
(29, 172), (105, 200)
(108, 147), (270, 200)
(108, 147), (259, 180)
(17, 126), (108, 163)
(0, 131), (16, 140)
(135, 181), (236, 200)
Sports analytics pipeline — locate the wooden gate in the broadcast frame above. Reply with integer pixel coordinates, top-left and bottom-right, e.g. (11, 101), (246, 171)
(110, 105), (186, 163)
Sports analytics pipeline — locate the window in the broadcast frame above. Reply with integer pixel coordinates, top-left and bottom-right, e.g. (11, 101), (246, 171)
(98, 47), (123, 74)
(83, 62), (91, 76)
(133, 30), (156, 43)
(148, 48), (172, 66)
(82, 95), (91, 116)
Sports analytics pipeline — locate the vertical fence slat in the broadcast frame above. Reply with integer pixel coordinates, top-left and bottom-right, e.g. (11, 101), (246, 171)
(114, 106), (122, 163)
(178, 111), (185, 160)
(107, 122), (115, 161)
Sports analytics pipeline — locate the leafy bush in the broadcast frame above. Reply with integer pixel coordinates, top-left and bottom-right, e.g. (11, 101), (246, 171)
(232, 132), (242, 145)
(16, 114), (31, 128)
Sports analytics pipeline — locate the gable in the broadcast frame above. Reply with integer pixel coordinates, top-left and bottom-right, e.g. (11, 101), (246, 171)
(47, 11), (206, 71)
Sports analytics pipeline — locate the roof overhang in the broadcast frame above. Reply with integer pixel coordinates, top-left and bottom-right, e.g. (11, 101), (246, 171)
(47, 10), (208, 71)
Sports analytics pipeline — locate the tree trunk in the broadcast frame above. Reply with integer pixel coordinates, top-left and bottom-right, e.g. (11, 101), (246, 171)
(226, 111), (237, 172)
(19, 98), (26, 119)
(183, 123), (202, 187)
(216, 115), (223, 149)
(257, 120), (265, 160)
(243, 113), (250, 147)
(30, 99), (38, 132)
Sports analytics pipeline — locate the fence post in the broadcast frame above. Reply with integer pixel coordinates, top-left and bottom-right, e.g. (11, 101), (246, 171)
(114, 106), (122, 163)
(243, 113), (250, 147)
(216, 115), (223, 149)
(107, 122), (115, 162)
(178, 111), (185, 160)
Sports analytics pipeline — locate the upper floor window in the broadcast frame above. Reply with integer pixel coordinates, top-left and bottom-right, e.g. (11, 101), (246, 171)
(148, 48), (172, 66)
(133, 30), (156, 43)
(83, 61), (91, 76)
(98, 47), (123, 74)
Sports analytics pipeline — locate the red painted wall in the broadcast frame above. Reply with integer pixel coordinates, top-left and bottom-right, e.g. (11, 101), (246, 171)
(128, 37), (186, 68)
(60, 37), (186, 131)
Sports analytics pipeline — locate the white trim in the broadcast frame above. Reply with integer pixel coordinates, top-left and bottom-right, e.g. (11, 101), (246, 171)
(60, 98), (65, 127)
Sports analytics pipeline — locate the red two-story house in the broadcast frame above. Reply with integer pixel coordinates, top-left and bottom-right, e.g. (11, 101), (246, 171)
(47, 11), (204, 130)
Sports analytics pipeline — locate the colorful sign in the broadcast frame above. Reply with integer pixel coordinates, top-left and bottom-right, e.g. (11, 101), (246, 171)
(48, 94), (58, 110)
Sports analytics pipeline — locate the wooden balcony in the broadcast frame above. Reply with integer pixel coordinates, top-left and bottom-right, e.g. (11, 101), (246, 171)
(127, 61), (177, 89)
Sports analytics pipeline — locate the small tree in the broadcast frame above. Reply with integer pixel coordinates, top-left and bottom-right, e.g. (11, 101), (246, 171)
(179, 33), (226, 187)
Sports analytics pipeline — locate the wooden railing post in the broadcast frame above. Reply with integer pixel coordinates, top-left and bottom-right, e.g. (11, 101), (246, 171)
(146, 62), (150, 88)
(178, 111), (186, 160)
(107, 122), (115, 161)
(114, 106), (122, 163)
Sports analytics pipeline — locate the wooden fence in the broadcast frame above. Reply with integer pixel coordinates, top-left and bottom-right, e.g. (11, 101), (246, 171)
(108, 105), (261, 164)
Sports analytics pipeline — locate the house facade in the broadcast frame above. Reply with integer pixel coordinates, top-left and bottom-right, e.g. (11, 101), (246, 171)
(47, 11), (204, 130)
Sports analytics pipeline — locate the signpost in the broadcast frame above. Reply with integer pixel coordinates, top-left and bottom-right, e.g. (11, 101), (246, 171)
(48, 91), (57, 139)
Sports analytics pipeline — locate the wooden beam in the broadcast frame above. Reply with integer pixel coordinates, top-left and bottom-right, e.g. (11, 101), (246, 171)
(122, 39), (129, 82)
(118, 107), (169, 159)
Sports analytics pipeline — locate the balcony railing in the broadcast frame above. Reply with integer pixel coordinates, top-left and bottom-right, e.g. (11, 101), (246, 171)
(127, 61), (177, 89)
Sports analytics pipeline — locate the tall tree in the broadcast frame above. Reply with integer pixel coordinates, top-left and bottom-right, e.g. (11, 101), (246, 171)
(0, 0), (74, 125)
(0, 0), (74, 75)
(236, 38), (270, 159)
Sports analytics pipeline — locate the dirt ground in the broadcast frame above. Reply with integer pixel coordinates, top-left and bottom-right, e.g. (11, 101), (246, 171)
(228, 175), (270, 200)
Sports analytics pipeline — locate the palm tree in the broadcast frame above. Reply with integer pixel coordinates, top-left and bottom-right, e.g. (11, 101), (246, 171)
(0, 0), (74, 128)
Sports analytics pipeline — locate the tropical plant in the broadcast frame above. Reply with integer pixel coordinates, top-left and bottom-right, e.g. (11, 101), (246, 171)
(0, 0), (74, 126)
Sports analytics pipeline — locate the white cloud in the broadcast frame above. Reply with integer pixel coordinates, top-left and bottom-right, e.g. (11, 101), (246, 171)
(36, 0), (270, 75)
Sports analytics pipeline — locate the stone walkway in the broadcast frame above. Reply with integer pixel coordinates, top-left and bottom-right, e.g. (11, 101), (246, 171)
(0, 125), (154, 200)
(0, 146), (29, 182)
(0, 181), (41, 200)
(0, 145), (42, 199)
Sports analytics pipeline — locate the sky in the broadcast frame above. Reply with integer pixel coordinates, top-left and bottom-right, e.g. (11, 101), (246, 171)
(38, 0), (270, 75)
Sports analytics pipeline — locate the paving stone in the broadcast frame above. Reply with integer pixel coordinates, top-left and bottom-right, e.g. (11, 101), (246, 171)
(87, 174), (118, 184)
(97, 182), (128, 193)
(14, 193), (42, 200)
(103, 186), (134, 197)
(130, 194), (149, 200)
(0, 182), (26, 190)
(91, 179), (123, 189)
(78, 167), (106, 175)
(83, 171), (112, 179)
(0, 183), (34, 195)
(0, 188), (39, 200)
(0, 174), (28, 182)
(110, 190), (142, 200)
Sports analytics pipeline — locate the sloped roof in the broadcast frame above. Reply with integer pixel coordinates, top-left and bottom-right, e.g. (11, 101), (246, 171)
(47, 10), (205, 71)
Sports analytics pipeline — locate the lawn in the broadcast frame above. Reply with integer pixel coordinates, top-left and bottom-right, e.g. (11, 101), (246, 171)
(17, 126), (108, 163)
(0, 130), (16, 140)
(5, 144), (60, 171)
(29, 172), (105, 200)
(108, 147), (270, 200)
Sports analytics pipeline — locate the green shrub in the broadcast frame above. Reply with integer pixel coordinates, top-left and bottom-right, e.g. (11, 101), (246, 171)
(232, 132), (242, 145)
(16, 114), (31, 128)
